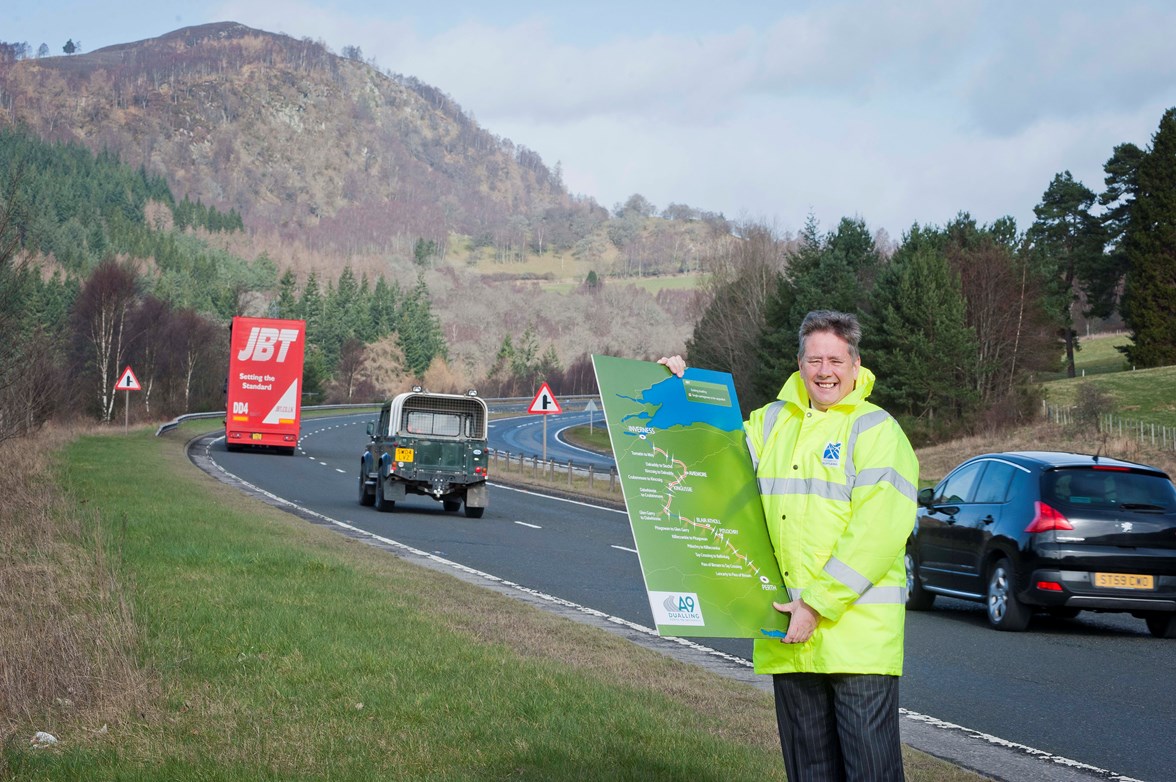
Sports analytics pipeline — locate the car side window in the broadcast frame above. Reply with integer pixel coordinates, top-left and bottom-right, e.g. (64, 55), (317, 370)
(973, 461), (1016, 504)
(934, 461), (986, 505)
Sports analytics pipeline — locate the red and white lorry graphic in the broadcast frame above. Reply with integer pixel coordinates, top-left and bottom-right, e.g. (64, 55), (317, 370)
(225, 316), (306, 454)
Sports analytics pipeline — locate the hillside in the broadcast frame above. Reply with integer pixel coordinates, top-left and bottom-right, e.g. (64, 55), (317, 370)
(0, 23), (575, 252)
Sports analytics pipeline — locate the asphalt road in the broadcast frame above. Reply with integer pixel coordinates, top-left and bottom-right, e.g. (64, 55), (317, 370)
(489, 410), (616, 470)
(203, 413), (1176, 782)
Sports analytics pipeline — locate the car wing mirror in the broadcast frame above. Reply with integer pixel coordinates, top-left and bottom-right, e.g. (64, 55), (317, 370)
(366, 421), (375, 438)
(917, 487), (934, 507)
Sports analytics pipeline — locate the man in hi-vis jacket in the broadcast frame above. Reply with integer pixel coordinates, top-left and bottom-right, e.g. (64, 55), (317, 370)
(661, 309), (918, 782)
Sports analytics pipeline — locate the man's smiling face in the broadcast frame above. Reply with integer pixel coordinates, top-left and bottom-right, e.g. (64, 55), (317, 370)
(798, 330), (860, 412)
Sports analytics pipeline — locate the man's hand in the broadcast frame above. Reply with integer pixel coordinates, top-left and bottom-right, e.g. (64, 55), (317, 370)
(657, 355), (686, 377)
(773, 598), (821, 644)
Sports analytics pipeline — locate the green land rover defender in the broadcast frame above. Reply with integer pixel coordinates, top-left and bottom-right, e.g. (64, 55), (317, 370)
(359, 390), (489, 517)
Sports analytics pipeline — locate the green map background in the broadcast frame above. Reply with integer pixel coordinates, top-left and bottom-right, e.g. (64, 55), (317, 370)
(593, 355), (790, 639)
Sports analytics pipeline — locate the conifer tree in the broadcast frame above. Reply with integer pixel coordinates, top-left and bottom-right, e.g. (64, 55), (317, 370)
(1122, 108), (1176, 367)
(1026, 171), (1106, 377)
(865, 239), (978, 439)
(396, 275), (447, 378)
(274, 269), (298, 319)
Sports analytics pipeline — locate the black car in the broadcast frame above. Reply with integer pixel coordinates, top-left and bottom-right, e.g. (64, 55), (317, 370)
(906, 450), (1176, 637)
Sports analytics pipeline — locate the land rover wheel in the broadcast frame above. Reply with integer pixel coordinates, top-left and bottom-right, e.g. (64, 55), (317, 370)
(358, 471), (374, 506)
(374, 477), (394, 512)
(443, 499), (461, 512)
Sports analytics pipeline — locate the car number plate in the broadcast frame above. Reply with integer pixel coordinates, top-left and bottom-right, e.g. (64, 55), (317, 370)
(1094, 572), (1154, 590)
(251, 433), (263, 441)
(395, 447), (414, 462)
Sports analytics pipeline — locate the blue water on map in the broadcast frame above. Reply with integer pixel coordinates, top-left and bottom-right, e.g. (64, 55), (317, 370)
(617, 367), (742, 433)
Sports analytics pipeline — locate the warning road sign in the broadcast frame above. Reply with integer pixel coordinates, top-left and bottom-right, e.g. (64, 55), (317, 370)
(527, 382), (562, 414)
(115, 366), (141, 392)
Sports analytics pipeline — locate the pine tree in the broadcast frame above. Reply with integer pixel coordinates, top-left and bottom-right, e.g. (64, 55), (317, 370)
(369, 275), (399, 337)
(749, 215), (880, 410)
(866, 241), (979, 439)
(1026, 171), (1106, 377)
(396, 276), (447, 378)
(1122, 108), (1176, 367)
(274, 269), (298, 319)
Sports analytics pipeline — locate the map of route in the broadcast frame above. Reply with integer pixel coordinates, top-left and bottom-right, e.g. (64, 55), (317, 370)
(593, 354), (790, 639)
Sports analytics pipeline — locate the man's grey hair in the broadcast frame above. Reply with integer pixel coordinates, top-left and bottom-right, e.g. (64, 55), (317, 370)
(797, 310), (861, 360)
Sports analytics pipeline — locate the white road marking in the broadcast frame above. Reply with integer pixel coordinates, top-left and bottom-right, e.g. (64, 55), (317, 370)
(491, 482), (627, 514)
(611, 545), (638, 554)
(514, 521), (542, 529)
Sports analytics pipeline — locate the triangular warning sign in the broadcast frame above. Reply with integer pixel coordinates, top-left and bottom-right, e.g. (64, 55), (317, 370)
(115, 366), (141, 392)
(527, 382), (562, 414)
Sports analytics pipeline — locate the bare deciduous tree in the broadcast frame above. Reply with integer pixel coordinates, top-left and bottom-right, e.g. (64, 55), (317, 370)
(71, 260), (140, 422)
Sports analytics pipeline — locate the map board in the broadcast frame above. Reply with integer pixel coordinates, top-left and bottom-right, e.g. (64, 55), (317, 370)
(592, 355), (789, 639)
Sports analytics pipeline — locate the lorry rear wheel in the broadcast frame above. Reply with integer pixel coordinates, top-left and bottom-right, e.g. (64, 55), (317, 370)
(464, 505), (485, 519)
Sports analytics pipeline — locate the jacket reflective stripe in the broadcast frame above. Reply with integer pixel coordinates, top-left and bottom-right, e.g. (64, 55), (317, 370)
(843, 410), (892, 485)
(759, 476), (852, 502)
(786, 585), (907, 605)
(746, 432), (760, 471)
(857, 586), (907, 604)
(854, 467), (919, 503)
(825, 556), (872, 596)
(761, 401), (785, 444)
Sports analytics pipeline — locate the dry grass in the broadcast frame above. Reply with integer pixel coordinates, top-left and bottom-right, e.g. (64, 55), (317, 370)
(0, 424), (151, 749)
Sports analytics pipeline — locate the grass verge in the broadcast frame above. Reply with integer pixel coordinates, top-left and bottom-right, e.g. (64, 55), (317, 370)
(1, 424), (983, 781)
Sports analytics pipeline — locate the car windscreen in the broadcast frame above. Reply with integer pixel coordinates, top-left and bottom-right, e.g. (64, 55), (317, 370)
(1044, 468), (1176, 511)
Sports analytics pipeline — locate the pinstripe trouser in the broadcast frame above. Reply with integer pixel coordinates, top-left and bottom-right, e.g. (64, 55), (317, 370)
(772, 672), (904, 782)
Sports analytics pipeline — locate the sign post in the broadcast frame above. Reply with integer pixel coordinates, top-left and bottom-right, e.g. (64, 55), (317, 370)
(114, 366), (142, 433)
(527, 381), (562, 463)
(584, 398), (599, 435)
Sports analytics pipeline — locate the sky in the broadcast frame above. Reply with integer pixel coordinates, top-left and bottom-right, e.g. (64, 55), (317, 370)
(9, 1), (1176, 240)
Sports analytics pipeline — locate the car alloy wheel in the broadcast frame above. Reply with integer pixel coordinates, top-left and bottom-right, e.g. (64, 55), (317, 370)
(986, 558), (1030, 631)
(905, 549), (935, 611)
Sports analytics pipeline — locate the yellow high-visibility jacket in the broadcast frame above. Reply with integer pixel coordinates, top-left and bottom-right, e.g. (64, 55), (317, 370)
(747, 367), (918, 675)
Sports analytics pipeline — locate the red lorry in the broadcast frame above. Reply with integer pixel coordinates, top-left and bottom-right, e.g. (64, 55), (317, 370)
(225, 316), (306, 454)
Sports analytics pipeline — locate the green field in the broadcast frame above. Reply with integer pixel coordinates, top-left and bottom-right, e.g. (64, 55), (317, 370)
(1038, 331), (1131, 380)
(1044, 364), (1176, 428)
(1035, 329), (1176, 426)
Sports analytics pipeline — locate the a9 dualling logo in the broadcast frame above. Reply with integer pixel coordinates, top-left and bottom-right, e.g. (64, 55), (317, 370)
(650, 591), (705, 626)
